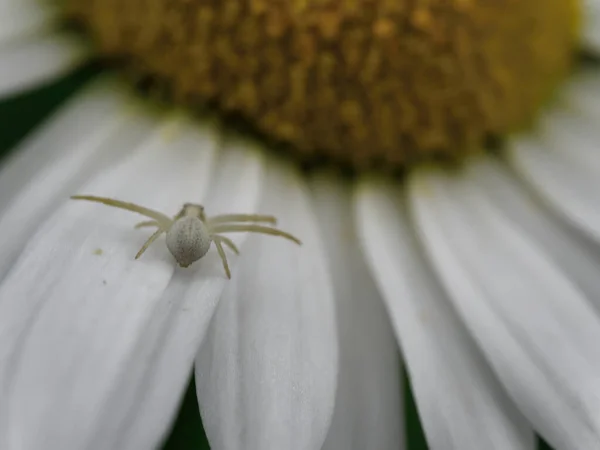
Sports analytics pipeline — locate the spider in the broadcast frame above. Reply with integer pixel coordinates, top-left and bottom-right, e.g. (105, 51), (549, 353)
(70, 195), (301, 278)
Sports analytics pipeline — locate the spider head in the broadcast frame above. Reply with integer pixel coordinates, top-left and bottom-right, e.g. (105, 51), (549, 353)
(179, 203), (206, 221)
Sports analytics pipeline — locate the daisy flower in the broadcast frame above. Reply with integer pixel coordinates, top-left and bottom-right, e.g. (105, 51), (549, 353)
(0, 0), (599, 449)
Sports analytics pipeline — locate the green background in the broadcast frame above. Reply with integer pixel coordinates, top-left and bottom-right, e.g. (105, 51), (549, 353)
(0, 65), (555, 450)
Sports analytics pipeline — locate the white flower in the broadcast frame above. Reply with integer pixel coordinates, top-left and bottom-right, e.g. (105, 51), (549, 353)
(1, 1), (600, 450)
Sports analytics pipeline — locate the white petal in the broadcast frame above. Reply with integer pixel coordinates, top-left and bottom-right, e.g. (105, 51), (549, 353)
(0, 33), (88, 99)
(101, 139), (267, 450)
(0, 80), (134, 279)
(0, 115), (257, 450)
(465, 158), (600, 305)
(195, 161), (338, 450)
(560, 70), (600, 120)
(311, 173), (403, 450)
(0, 3), (58, 44)
(508, 121), (600, 244)
(538, 108), (600, 172)
(410, 168), (600, 450)
(356, 177), (533, 450)
(582, 0), (600, 54)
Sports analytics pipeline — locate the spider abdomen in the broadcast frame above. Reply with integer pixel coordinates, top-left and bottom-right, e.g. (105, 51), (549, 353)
(166, 216), (211, 268)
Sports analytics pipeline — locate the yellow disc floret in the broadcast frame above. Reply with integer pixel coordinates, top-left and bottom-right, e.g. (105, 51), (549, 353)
(66, 0), (580, 169)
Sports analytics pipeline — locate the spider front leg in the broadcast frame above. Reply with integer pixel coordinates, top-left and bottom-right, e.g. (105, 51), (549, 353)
(70, 195), (173, 229)
(134, 220), (160, 229)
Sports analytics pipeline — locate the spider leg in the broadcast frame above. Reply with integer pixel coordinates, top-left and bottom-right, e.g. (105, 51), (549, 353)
(134, 220), (159, 229)
(210, 224), (301, 245)
(211, 234), (240, 255)
(213, 239), (231, 279)
(135, 229), (164, 260)
(213, 235), (239, 255)
(71, 195), (173, 228)
(207, 214), (277, 226)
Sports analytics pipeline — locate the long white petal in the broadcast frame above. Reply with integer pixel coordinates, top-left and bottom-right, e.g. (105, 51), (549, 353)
(311, 173), (403, 450)
(357, 177), (533, 450)
(466, 158), (600, 304)
(509, 74), (600, 245)
(536, 108), (600, 172)
(0, 33), (88, 100)
(509, 124), (600, 244)
(0, 80), (134, 280)
(410, 168), (600, 450)
(560, 70), (600, 120)
(583, 0), (600, 54)
(0, 3), (58, 44)
(0, 115), (250, 450)
(195, 161), (338, 450)
(97, 139), (267, 450)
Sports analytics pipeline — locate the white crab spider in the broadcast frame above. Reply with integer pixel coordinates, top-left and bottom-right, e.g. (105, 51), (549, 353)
(70, 195), (301, 279)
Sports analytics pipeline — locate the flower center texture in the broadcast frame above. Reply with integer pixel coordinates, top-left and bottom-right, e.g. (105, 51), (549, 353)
(66, 0), (580, 170)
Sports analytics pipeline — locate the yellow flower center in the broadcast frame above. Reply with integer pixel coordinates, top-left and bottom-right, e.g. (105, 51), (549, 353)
(66, 0), (580, 170)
